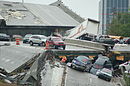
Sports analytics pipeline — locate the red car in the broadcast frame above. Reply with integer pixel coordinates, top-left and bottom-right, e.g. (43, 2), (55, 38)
(46, 36), (66, 50)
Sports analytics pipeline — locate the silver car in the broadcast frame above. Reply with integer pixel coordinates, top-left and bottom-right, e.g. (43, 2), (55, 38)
(29, 35), (47, 46)
(97, 68), (113, 81)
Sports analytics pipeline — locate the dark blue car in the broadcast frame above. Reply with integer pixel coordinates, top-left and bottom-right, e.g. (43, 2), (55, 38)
(71, 56), (92, 72)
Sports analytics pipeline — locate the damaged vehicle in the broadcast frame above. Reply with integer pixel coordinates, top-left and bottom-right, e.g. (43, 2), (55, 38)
(97, 68), (113, 82)
(71, 56), (92, 72)
(90, 55), (111, 75)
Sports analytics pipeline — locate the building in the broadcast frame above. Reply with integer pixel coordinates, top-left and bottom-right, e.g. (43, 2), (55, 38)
(99, 0), (129, 34)
(0, 0), (84, 36)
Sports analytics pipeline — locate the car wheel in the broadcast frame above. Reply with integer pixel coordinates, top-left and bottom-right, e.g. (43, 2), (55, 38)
(72, 64), (76, 69)
(38, 43), (41, 46)
(70, 64), (73, 68)
(30, 41), (33, 46)
(41, 42), (46, 46)
(107, 78), (111, 82)
(98, 75), (101, 79)
(63, 46), (66, 50)
(55, 45), (58, 49)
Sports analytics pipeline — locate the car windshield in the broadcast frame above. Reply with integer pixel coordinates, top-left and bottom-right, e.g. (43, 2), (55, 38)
(41, 36), (46, 39)
(76, 56), (90, 63)
(25, 34), (32, 38)
(102, 69), (112, 75)
(93, 63), (103, 69)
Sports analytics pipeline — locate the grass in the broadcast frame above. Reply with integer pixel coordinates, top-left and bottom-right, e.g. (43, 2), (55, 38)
(124, 73), (130, 86)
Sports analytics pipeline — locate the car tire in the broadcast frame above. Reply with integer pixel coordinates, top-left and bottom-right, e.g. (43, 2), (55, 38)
(98, 75), (101, 79)
(55, 45), (58, 49)
(72, 64), (76, 69)
(105, 78), (111, 82)
(41, 42), (46, 46)
(63, 46), (66, 50)
(38, 43), (41, 46)
(30, 41), (33, 46)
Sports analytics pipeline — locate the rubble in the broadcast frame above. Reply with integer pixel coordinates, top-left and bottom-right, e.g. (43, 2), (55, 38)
(7, 10), (26, 19)
(41, 60), (65, 86)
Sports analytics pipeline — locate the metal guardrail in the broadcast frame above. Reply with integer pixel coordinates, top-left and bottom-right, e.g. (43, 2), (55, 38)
(64, 38), (106, 51)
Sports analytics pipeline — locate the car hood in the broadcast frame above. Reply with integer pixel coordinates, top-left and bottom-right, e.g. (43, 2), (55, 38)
(73, 60), (86, 66)
(53, 41), (64, 44)
(100, 71), (112, 77)
(41, 39), (47, 42)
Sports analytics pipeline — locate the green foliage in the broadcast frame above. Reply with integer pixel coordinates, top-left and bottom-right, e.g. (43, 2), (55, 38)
(107, 13), (130, 37)
(124, 73), (130, 86)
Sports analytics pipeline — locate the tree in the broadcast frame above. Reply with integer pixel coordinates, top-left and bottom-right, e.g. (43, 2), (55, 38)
(107, 13), (130, 37)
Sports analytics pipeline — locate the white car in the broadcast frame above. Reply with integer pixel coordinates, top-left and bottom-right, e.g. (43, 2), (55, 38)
(119, 61), (130, 73)
(29, 35), (47, 46)
(97, 68), (113, 81)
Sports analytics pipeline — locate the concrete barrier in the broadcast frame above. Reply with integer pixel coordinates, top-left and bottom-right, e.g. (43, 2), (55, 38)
(64, 38), (106, 51)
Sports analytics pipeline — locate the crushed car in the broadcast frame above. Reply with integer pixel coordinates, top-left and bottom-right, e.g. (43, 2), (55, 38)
(97, 68), (113, 82)
(90, 55), (112, 75)
(71, 56), (92, 72)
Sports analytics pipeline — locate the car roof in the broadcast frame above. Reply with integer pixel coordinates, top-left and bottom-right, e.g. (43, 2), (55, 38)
(94, 56), (109, 65)
(48, 36), (61, 38)
(77, 55), (90, 60)
(25, 34), (32, 36)
(31, 35), (46, 37)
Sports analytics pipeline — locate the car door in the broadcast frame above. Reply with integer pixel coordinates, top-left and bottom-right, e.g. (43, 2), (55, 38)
(47, 38), (53, 46)
(34, 36), (41, 43)
(31, 36), (38, 43)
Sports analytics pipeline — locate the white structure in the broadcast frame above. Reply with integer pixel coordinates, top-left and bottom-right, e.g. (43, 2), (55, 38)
(66, 18), (99, 39)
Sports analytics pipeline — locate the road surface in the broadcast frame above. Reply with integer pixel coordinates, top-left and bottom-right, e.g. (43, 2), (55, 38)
(65, 67), (115, 86)
(0, 43), (42, 73)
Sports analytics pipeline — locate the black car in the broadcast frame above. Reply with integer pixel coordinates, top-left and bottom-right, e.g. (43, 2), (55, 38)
(23, 34), (32, 43)
(71, 56), (92, 72)
(0, 33), (10, 41)
(90, 55), (110, 75)
(95, 35), (115, 45)
(97, 68), (113, 81)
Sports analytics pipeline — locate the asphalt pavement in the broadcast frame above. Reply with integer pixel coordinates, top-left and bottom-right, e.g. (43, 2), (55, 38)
(0, 41), (128, 86)
(0, 42), (43, 73)
(65, 67), (115, 86)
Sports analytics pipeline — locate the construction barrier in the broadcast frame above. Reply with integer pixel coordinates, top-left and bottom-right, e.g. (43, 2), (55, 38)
(44, 41), (49, 50)
(61, 56), (67, 63)
(15, 38), (20, 45)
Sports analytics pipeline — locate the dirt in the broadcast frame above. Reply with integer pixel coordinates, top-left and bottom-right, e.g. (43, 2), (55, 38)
(0, 82), (17, 86)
